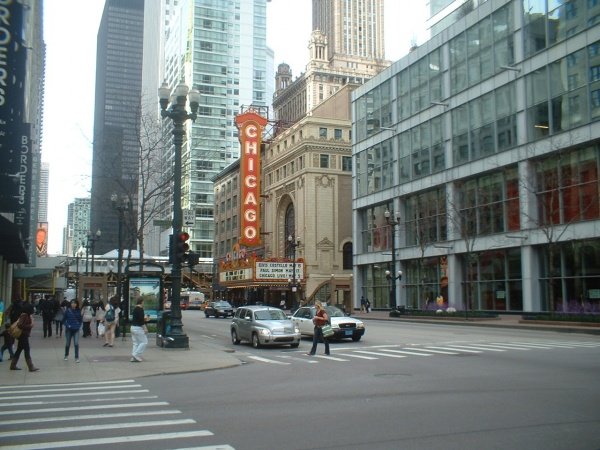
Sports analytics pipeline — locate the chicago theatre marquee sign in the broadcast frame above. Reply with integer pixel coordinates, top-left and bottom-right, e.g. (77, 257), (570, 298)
(219, 110), (304, 291)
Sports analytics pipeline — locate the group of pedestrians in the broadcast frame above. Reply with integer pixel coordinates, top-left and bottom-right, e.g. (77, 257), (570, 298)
(3, 294), (150, 371)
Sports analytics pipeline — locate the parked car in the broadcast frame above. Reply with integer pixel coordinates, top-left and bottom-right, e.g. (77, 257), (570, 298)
(291, 305), (365, 341)
(204, 301), (234, 318)
(231, 306), (301, 348)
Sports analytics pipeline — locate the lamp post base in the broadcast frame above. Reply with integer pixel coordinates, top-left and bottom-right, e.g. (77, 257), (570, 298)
(161, 334), (189, 349)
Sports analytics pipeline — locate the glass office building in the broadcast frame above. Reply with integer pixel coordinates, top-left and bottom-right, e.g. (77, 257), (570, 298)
(352, 0), (600, 312)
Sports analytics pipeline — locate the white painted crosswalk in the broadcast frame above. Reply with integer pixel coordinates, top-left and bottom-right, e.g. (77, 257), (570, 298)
(0, 380), (235, 450)
(238, 341), (600, 365)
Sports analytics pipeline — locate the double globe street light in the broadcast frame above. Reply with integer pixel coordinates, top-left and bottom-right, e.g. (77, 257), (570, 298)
(384, 209), (402, 309)
(158, 81), (200, 349)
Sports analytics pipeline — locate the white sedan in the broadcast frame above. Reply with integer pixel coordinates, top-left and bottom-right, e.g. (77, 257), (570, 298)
(291, 306), (365, 341)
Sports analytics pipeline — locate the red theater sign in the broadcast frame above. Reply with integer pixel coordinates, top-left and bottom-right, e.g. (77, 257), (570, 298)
(235, 110), (267, 247)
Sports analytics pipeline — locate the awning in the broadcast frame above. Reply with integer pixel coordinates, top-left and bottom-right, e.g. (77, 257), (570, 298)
(0, 215), (28, 263)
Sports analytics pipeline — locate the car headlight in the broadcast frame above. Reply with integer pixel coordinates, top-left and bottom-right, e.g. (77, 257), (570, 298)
(294, 326), (300, 333)
(356, 322), (365, 329)
(257, 328), (270, 336)
(331, 323), (340, 329)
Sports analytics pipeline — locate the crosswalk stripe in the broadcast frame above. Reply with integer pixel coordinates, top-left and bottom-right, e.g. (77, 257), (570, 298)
(444, 345), (505, 352)
(4, 430), (214, 449)
(0, 410), (182, 426)
(411, 348), (458, 355)
(0, 384), (141, 396)
(0, 389), (148, 402)
(336, 353), (379, 360)
(0, 380), (136, 392)
(354, 351), (406, 358)
(313, 355), (349, 361)
(279, 355), (319, 363)
(0, 419), (196, 439)
(247, 355), (290, 365)
(0, 402), (169, 416)
(378, 349), (432, 356)
(427, 346), (481, 353)
(0, 398), (163, 412)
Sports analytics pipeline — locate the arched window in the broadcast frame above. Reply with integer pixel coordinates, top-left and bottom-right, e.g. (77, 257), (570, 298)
(284, 203), (295, 259)
(343, 242), (353, 270)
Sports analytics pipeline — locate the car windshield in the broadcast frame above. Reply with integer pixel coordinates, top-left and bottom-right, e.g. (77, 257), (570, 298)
(324, 306), (346, 317)
(214, 302), (231, 308)
(254, 310), (288, 321)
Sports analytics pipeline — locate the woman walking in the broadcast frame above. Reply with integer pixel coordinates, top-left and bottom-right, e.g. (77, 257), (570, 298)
(52, 296), (65, 338)
(10, 302), (39, 372)
(306, 301), (330, 356)
(130, 298), (149, 362)
(81, 300), (94, 337)
(94, 300), (105, 338)
(63, 299), (82, 363)
(103, 297), (120, 348)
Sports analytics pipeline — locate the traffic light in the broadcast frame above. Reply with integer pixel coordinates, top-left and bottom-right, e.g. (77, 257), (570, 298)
(173, 230), (190, 263)
(185, 252), (200, 267)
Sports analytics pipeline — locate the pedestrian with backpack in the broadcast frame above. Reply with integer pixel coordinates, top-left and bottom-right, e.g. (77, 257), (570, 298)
(103, 296), (120, 348)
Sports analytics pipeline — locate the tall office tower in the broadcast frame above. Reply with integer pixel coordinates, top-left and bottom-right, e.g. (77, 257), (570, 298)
(90, 0), (145, 255)
(274, 0), (390, 124)
(312, 0), (385, 61)
(38, 162), (49, 222)
(160, 0), (272, 259)
(63, 198), (91, 257)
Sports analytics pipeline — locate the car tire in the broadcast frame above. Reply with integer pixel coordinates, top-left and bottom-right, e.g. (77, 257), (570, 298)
(251, 333), (261, 348)
(231, 330), (240, 345)
(290, 343), (299, 348)
(351, 335), (362, 342)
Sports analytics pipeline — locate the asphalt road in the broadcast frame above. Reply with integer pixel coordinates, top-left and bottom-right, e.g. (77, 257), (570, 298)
(2, 313), (599, 449)
(141, 313), (600, 450)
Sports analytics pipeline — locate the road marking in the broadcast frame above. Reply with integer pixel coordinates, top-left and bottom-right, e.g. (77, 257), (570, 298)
(0, 410), (182, 426)
(0, 384), (142, 397)
(444, 344), (505, 352)
(354, 351), (406, 358)
(378, 349), (432, 356)
(313, 355), (349, 361)
(0, 399), (164, 413)
(247, 356), (290, 365)
(279, 355), (319, 363)
(336, 353), (379, 360)
(0, 389), (149, 402)
(4, 430), (215, 449)
(0, 380), (136, 392)
(0, 419), (197, 439)
(410, 348), (458, 355)
(426, 346), (482, 354)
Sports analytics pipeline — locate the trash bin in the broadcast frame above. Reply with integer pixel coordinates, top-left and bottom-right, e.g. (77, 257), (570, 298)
(156, 310), (171, 346)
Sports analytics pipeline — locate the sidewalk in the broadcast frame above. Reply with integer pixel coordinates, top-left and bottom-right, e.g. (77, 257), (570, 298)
(1, 327), (242, 386)
(2, 312), (598, 386)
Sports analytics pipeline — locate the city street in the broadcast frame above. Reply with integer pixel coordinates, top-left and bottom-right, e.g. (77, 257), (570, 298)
(1, 312), (599, 449)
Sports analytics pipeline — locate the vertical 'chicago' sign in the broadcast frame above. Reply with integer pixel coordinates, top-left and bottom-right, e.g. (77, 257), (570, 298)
(235, 109), (267, 247)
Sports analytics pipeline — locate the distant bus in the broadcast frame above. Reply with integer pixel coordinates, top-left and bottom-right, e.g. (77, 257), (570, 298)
(182, 292), (206, 310)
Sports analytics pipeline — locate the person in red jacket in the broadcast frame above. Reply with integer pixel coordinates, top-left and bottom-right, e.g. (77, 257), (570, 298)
(10, 302), (39, 372)
(306, 301), (330, 356)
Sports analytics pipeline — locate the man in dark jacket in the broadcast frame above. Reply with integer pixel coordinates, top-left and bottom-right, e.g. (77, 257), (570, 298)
(39, 295), (56, 338)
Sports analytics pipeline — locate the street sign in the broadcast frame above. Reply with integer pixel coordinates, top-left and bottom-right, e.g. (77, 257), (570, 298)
(183, 209), (196, 227)
(153, 219), (171, 227)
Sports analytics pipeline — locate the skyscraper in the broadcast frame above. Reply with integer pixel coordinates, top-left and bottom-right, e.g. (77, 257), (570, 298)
(274, 0), (390, 124)
(159, 0), (272, 259)
(90, 0), (145, 255)
(312, 0), (386, 61)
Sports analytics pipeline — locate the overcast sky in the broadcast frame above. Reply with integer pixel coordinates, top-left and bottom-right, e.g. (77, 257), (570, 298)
(42, 0), (428, 254)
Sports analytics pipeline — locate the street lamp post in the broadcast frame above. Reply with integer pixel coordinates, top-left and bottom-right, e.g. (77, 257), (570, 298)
(384, 209), (402, 309)
(112, 194), (129, 340)
(87, 230), (101, 302)
(158, 81), (200, 349)
(75, 247), (84, 298)
(288, 235), (301, 310)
